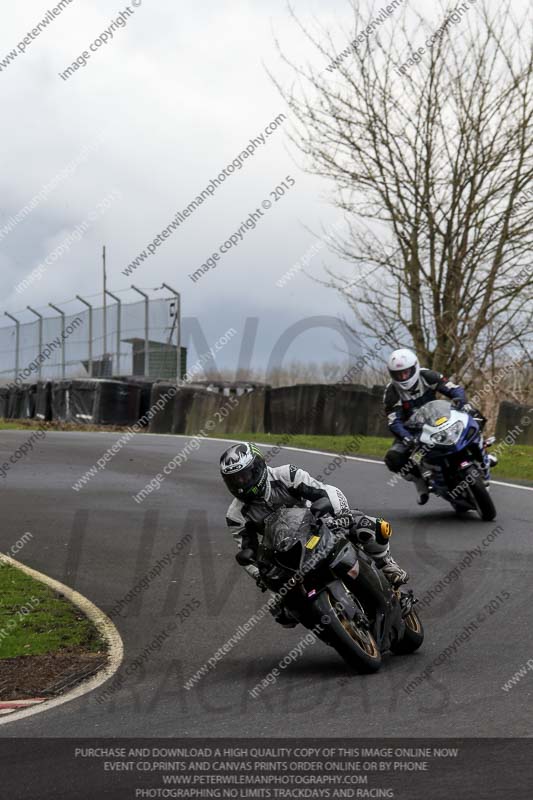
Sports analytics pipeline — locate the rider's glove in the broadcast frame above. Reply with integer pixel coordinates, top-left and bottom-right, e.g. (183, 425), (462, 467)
(451, 398), (465, 410)
(402, 436), (415, 448)
(327, 512), (354, 531)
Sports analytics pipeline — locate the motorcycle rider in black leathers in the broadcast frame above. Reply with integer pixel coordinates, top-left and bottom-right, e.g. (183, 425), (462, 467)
(383, 348), (492, 504)
(220, 442), (409, 626)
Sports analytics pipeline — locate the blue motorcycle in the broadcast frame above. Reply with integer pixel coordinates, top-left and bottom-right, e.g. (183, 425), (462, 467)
(406, 399), (497, 521)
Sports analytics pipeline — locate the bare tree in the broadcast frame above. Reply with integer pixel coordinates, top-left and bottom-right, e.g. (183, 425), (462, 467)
(273, 0), (533, 384)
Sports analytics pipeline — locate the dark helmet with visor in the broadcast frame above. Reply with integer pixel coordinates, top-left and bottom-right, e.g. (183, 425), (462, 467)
(220, 442), (268, 501)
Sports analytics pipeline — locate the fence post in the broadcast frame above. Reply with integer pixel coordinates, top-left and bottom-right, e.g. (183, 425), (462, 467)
(162, 283), (181, 380)
(4, 312), (20, 382)
(49, 303), (66, 379)
(76, 295), (93, 377)
(105, 290), (122, 376)
(27, 306), (44, 380)
(131, 285), (150, 377)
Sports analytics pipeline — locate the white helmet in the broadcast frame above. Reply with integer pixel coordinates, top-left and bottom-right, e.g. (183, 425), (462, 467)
(387, 348), (420, 390)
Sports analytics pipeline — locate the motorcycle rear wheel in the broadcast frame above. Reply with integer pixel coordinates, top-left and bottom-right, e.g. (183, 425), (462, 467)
(316, 591), (382, 673)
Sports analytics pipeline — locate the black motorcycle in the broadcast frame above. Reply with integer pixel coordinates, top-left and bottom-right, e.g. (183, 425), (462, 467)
(253, 506), (423, 673)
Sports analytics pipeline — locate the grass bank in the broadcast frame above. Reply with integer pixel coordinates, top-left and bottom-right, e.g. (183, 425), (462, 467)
(0, 560), (108, 700)
(0, 561), (105, 659)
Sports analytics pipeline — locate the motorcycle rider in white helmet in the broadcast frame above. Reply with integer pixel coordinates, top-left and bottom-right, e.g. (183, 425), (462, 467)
(383, 348), (491, 504)
(220, 442), (409, 626)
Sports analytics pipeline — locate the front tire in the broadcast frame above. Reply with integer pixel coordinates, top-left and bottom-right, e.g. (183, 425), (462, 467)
(467, 466), (497, 521)
(390, 608), (424, 654)
(314, 591), (382, 673)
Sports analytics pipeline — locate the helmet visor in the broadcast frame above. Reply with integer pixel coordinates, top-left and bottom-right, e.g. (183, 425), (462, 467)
(223, 460), (265, 497)
(390, 364), (417, 383)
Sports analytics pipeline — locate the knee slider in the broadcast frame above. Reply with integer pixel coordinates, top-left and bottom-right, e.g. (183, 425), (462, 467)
(376, 518), (392, 545)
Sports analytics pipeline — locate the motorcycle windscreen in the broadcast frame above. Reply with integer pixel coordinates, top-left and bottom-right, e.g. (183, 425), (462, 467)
(410, 399), (452, 427)
(262, 507), (317, 571)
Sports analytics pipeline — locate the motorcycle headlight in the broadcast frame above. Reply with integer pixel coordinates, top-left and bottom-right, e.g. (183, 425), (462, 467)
(431, 420), (464, 445)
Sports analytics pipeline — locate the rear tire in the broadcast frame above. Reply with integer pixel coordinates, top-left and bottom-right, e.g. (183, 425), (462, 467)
(390, 608), (424, 654)
(314, 591), (382, 673)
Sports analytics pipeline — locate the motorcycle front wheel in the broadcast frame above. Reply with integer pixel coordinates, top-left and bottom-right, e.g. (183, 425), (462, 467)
(314, 591), (382, 673)
(390, 608), (424, 654)
(466, 466), (497, 521)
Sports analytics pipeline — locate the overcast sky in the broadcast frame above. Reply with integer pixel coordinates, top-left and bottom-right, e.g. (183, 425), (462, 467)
(0, 0), (520, 373)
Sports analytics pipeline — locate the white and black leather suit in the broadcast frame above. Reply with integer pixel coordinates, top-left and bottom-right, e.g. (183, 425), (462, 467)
(225, 464), (402, 584)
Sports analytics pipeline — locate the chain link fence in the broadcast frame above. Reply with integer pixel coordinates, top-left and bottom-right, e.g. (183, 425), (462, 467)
(0, 288), (184, 385)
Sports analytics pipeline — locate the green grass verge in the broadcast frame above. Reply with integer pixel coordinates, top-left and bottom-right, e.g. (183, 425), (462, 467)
(0, 562), (105, 659)
(0, 420), (31, 430)
(207, 432), (533, 483)
(2, 419), (530, 481)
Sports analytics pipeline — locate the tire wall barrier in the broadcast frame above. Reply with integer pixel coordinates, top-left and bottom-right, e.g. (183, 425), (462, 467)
(268, 385), (328, 435)
(0, 388), (9, 419)
(51, 381), (96, 423)
(7, 386), (25, 419)
(119, 377), (155, 427)
(172, 388), (201, 434)
(21, 384), (37, 419)
(183, 391), (235, 437)
(95, 381), (141, 426)
(267, 384), (389, 437)
(1, 379), (525, 447)
(495, 401), (533, 446)
(49, 380), (142, 425)
(148, 383), (176, 433)
(224, 389), (267, 435)
(35, 382), (53, 422)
